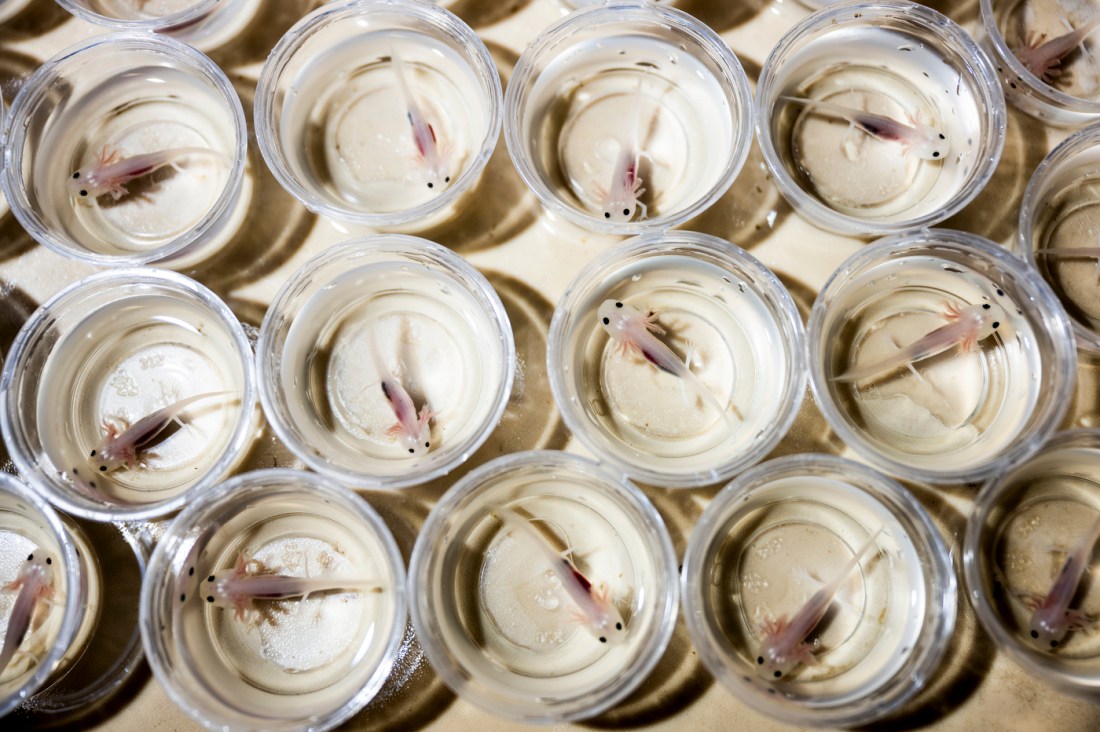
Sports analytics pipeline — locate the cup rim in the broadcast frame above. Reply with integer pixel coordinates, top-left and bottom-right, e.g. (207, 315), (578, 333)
(138, 468), (408, 731)
(256, 234), (515, 490)
(964, 428), (1100, 698)
(253, 0), (503, 227)
(755, 1), (1008, 236)
(1016, 120), (1100, 352)
(547, 229), (807, 488)
(55, 0), (222, 31)
(0, 32), (247, 267)
(681, 452), (957, 727)
(407, 449), (680, 722)
(0, 267), (257, 522)
(503, 0), (755, 235)
(0, 472), (85, 718)
(806, 227), (1078, 484)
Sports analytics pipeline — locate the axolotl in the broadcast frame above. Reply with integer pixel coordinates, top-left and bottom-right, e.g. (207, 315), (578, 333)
(833, 301), (1007, 384)
(781, 95), (949, 161)
(492, 505), (627, 645)
(598, 299), (742, 426)
(0, 551), (55, 677)
(88, 391), (235, 473)
(199, 553), (381, 621)
(1014, 14), (1100, 86)
(1021, 513), (1100, 651)
(754, 528), (884, 680)
(68, 144), (221, 202)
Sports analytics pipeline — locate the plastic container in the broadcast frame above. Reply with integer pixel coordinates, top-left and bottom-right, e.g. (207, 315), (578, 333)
(548, 230), (806, 488)
(807, 228), (1075, 484)
(408, 450), (679, 722)
(682, 454), (956, 726)
(0, 268), (256, 522)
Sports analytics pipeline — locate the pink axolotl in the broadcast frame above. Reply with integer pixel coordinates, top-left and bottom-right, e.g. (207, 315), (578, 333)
(781, 95), (950, 161)
(1021, 514), (1100, 651)
(754, 528), (883, 681)
(368, 327), (433, 455)
(0, 551), (55, 677)
(200, 553), (381, 621)
(1014, 15), (1100, 85)
(832, 301), (1007, 384)
(598, 299), (742, 425)
(392, 51), (450, 191)
(68, 144), (220, 201)
(492, 505), (627, 645)
(88, 391), (235, 473)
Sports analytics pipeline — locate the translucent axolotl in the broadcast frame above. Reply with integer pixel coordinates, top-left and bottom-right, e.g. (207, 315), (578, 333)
(367, 326), (434, 455)
(1020, 514), (1100, 651)
(598, 299), (743, 426)
(200, 552), (382, 621)
(392, 50), (451, 191)
(0, 550), (55, 677)
(88, 391), (235, 473)
(781, 95), (950, 161)
(492, 505), (627, 645)
(1014, 14), (1100, 86)
(754, 528), (883, 681)
(832, 301), (1007, 384)
(68, 144), (221, 202)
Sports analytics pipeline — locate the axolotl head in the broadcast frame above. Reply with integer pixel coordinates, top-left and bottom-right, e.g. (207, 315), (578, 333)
(958, 301), (1009, 343)
(753, 617), (811, 682)
(601, 195), (640, 224)
(87, 423), (133, 474)
(197, 553), (252, 619)
(66, 167), (111, 201)
(597, 299), (640, 339)
(1028, 605), (1070, 652)
(7, 550), (56, 599)
(908, 122), (951, 162)
(586, 585), (629, 646)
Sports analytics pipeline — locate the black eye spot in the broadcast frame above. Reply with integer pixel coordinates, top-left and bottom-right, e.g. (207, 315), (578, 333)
(180, 594), (186, 602)
(992, 322), (1000, 329)
(604, 212), (611, 219)
(602, 317), (610, 325)
(408, 448), (415, 454)
(90, 450), (96, 457)
(932, 152), (940, 158)
(80, 190), (88, 196)
(982, 303), (991, 310)
(427, 182), (433, 189)
(99, 466), (107, 471)
(46, 557), (51, 565)
(615, 302), (623, 308)
(623, 208), (630, 215)
(774, 671), (782, 678)
(445, 176), (450, 182)
(208, 576), (215, 582)
(599, 636), (607, 643)
(189, 567), (195, 576)
(73, 468), (79, 475)
(1051, 640), (1059, 647)
(89, 481), (96, 488)
(72, 172), (80, 179)
(616, 622), (622, 630)
(1031, 630), (1039, 638)
(27, 554), (33, 561)
(1010, 82), (1017, 89)
(939, 133), (945, 139)
(206, 596), (214, 603)
(425, 442), (430, 448)
(757, 656), (764, 665)
(997, 289), (1004, 296)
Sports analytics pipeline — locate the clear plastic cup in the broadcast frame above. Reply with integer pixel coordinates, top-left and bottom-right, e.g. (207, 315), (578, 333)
(978, 0), (1100, 127)
(0, 33), (246, 267)
(547, 230), (806, 488)
(504, 1), (754, 234)
(0, 268), (257, 522)
(757, 2), (1007, 236)
(0, 473), (84, 718)
(255, 0), (502, 227)
(257, 235), (514, 490)
(682, 454), (956, 727)
(965, 429), (1100, 698)
(140, 469), (407, 731)
(54, 0), (257, 48)
(807, 228), (1076, 485)
(408, 450), (679, 722)
(1017, 121), (1100, 352)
